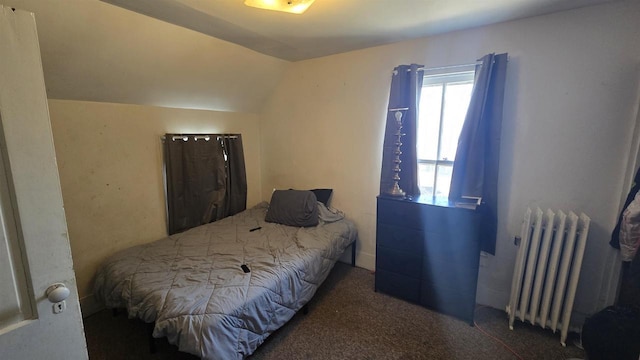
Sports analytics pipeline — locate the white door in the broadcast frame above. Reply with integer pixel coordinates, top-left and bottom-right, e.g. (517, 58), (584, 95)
(0, 6), (88, 360)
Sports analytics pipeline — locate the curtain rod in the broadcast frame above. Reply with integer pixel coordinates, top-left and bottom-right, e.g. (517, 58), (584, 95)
(413, 62), (481, 72)
(401, 54), (510, 74)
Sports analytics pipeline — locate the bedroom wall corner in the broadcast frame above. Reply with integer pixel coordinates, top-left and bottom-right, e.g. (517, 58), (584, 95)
(259, 60), (388, 272)
(48, 99), (263, 312)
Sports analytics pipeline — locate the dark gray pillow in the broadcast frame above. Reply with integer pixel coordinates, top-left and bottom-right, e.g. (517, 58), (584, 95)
(265, 190), (319, 227)
(287, 188), (333, 207)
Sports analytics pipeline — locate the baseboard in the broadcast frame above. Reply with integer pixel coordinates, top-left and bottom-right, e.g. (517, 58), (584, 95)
(338, 249), (375, 271)
(79, 294), (104, 318)
(476, 285), (510, 310)
(478, 286), (588, 333)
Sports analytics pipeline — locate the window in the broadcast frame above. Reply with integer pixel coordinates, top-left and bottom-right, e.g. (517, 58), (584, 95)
(417, 70), (475, 198)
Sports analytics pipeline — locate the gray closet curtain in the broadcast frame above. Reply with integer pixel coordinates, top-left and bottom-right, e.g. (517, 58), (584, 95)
(164, 134), (247, 235)
(221, 135), (247, 217)
(380, 63), (424, 197)
(449, 53), (508, 254)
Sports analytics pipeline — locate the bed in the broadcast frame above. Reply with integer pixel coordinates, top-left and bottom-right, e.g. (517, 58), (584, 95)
(94, 192), (357, 359)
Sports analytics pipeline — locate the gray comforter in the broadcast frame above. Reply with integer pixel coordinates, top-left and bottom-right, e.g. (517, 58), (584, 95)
(94, 202), (357, 359)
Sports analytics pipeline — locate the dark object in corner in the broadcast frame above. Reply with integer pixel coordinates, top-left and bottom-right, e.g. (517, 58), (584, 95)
(582, 306), (640, 360)
(310, 188), (333, 207)
(241, 264), (250, 273)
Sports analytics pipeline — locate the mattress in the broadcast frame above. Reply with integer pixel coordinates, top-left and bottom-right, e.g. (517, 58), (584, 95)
(93, 201), (357, 359)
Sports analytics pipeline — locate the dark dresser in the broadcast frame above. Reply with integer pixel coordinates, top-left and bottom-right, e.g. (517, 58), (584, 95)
(375, 195), (481, 324)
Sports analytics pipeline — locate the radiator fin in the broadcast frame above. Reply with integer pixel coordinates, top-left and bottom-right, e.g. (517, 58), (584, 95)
(506, 207), (590, 346)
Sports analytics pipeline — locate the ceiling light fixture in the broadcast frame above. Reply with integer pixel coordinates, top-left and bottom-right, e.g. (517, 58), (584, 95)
(244, 0), (316, 14)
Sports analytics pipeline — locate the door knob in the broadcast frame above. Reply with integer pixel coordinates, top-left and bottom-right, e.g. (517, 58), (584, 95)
(45, 283), (70, 303)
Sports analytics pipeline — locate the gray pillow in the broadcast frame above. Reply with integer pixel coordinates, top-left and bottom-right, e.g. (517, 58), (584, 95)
(265, 190), (319, 227)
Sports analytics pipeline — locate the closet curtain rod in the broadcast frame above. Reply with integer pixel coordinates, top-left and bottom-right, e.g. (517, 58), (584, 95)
(162, 134), (239, 142)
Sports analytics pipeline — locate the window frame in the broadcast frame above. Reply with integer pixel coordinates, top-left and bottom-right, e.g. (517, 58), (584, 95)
(417, 67), (475, 198)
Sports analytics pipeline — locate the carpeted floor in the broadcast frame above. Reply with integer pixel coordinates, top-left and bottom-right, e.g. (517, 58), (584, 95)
(84, 263), (585, 359)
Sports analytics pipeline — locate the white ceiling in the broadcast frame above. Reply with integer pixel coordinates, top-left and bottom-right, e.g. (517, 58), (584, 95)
(102, 0), (614, 61)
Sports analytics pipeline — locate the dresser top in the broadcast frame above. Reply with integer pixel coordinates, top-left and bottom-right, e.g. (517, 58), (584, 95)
(377, 194), (479, 211)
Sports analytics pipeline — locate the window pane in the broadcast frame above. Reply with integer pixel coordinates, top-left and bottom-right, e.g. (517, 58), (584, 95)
(417, 85), (442, 160)
(439, 82), (473, 161)
(418, 162), (435, 197)
(435, 164), (453, 198)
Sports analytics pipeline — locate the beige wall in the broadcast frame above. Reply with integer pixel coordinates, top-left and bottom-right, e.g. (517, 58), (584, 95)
(1, 0), (290, 113)
(48, 99), (262, 311)
(261, 0), (640, 326)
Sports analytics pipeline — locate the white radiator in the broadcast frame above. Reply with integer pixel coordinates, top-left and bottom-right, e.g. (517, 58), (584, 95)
(506, 207), (591, 346)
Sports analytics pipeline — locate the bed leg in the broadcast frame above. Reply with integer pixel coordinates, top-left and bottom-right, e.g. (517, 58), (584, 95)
(351, 240), (356, 267)
(147, 322), (157, 354)
(112, 308), (119, 317)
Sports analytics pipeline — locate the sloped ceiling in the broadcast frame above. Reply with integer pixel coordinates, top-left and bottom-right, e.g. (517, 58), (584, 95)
(3, 0), (289, 112)
(2, 0), (615, 112)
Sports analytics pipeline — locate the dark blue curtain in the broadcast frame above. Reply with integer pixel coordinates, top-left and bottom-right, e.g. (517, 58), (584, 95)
(449, 53), (508, 254)
(380, 64), (424, 197)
